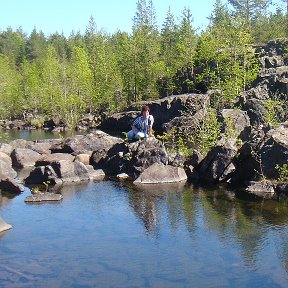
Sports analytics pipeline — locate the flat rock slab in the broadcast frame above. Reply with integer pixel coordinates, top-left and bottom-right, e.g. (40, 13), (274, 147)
(134, 163), (187, 184)
(25, 192), (63, 203)
(0, 217), (12, 232)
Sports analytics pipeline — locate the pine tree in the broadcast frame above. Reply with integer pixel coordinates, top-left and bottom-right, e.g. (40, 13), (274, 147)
(227, 0), (271, 25)
(177, 7), (197, 65)
(25, 28), (47, 61)
(132, 0), (161, 101)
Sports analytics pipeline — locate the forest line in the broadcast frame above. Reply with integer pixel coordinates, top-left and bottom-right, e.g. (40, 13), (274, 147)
(0, 0), (287, 127)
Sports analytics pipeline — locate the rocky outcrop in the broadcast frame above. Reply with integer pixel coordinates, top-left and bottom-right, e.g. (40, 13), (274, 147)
(93, 137), (169, 177)
(100, 94), (209, 133)
(239, 39), (288, 126)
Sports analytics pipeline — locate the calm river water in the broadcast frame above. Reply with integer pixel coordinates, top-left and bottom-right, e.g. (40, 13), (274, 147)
(1, 129), (288, 287)
(1, 181), (288, 287)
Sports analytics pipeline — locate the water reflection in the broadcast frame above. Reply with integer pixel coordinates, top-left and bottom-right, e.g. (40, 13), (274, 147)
(127, 182), (186, 234)
(1, 180), (288, 287)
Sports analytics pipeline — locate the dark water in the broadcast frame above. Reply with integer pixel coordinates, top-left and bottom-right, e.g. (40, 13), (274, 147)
(1, 180), (288, 288)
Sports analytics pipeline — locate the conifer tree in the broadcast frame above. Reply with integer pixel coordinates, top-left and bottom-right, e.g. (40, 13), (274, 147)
(132, 0), (162, 101)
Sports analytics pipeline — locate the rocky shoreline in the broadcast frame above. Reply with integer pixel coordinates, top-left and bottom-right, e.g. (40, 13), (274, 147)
(1, 39), (288, 232)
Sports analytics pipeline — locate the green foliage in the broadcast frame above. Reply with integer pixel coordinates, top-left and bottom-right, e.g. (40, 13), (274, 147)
(276, 162), (288, 182)
(157, 127), (193, 157)
(0, 131), (9, 143)
(263, 99), (282, 128)
(0, 55), (24, 119)
(194, 17), (260, 108)
(197, 108), (221, 153)
(0, 0), (284, 128)
(30, 117), (45, 128)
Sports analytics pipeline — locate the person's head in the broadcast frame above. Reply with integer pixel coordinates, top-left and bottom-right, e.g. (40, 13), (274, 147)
(141, 105), (150, 118)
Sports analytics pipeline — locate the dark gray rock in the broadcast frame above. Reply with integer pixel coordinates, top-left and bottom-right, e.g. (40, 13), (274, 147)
(198, 138), (238, 183)
(258, 121), (288, 179)
(0, 178), (25, 194)
(95, 137), (169, 177)
(220, 109), (251, 137)
(25, 165), (62, 185)
(100, 94), (209, 133)
(51, 160), (90, 183)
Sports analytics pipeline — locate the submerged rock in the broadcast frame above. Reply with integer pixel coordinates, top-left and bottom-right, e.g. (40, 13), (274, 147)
(24, 192), (63, 202)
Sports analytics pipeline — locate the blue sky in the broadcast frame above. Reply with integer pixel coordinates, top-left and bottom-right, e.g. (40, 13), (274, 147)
(1, 0), (216, 36)
(1, 0), (284, 37)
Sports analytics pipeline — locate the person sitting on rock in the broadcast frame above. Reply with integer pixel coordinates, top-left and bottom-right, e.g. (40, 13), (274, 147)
(127, 105), (154, 140)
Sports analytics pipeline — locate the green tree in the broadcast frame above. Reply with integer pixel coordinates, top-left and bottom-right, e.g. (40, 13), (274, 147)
(195, 17), (259, 108)
(20, 59), (42, 114)
(48, 32), (68, 61)
(209, 0), (232, 27)
(132, 0), (162, 101)
(25, 28), (47, 61)
(227, 0), (271, 25)
(0, 55), (23, 118)
(158, 7), (179, 96)
(176, 7), (197, 65)
(0, 27), (27, 66)
(111, 31), (134, 105)
(40, 45), (63, 116)
(68, 46), (93, 114)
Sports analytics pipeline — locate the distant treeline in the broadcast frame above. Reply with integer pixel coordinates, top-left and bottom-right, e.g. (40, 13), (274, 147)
(0, 0), (287, 127)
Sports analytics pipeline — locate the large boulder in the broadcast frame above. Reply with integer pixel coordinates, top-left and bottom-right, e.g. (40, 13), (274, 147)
(0, 178), (25, 194)
(0, 153), (17, 180)
(35, 153), (75, 166)
(10, 148), (42, 169)
(198, 138), (238, 183)
(25, 160), (91, 184)
(134, 163), (187, 184)
(0, 143), (13, 155)
(258, 121), (288, 179)
(25, 165), (62, 185)
(50, 131), (123, 155)
(220, 109), (251, 139)
(94, 137), (169, 177)
(0, 217), (12, 232)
